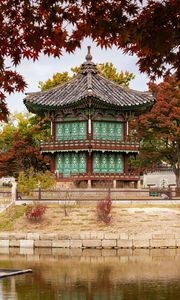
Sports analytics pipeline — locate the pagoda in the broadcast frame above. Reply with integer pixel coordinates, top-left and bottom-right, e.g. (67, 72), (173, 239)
(24, 47), (153, 188)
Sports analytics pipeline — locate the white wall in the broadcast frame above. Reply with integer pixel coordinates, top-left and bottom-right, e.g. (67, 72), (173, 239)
(143, 170), (176, 187)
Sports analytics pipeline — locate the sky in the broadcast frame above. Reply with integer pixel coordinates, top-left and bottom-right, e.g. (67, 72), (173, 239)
(6, 38), (155, 113)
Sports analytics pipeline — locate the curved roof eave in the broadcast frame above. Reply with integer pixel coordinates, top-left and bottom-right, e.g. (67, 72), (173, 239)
(24, 46), (154, 112)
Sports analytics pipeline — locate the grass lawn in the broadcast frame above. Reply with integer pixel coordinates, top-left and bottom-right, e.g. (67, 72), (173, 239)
(0, 203), (179, 234)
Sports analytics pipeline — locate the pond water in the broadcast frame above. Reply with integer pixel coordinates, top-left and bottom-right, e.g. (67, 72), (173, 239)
(0, 248), (180, 299)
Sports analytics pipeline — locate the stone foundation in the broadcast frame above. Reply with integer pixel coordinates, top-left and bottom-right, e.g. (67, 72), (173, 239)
(0, 232), (179, 249)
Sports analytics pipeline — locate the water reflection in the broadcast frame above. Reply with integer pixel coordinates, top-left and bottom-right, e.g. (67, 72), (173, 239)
(0, 248), (180, 299)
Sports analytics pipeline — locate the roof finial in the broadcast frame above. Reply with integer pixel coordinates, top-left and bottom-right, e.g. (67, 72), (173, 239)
(85, 46), (92, 62)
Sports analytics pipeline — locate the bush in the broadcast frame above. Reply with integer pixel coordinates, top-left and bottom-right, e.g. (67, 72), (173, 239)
(26, 204), (47, 222)
(18, 168), (55, 194)
(96, 190), (112, 224)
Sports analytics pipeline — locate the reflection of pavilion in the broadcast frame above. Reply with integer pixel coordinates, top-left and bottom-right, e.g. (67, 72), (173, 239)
(24, 47), (153, 188)
(2, 250), (179, 299)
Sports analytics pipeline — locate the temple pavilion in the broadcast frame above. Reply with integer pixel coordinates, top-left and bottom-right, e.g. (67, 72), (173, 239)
(24, 47), (153, 188)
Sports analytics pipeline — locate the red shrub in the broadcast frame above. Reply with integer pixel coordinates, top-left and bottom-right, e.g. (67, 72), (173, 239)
(26, 204), (46, 222)
(96, 192), (112, 224)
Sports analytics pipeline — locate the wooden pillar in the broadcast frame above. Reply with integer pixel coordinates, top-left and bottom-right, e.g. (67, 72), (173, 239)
(124, 121), (129, 142)
(87, 151), (92, 175)
(51, 154), (56, 173)
(88, 110), (92, 140)
(123, 113), (128, 142)
(51, 112), (56, 142)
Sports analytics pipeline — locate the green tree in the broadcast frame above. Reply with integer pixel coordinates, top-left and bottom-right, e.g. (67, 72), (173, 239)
(18, 168), (55, 194)
(97, 63), (135, 87)
(0, 112), (50, 177)
(39, 63), (135, 90)
(38, 72), (70, 91)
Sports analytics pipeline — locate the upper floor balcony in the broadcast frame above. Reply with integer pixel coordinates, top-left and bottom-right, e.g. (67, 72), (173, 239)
(40, 135), (139, 153)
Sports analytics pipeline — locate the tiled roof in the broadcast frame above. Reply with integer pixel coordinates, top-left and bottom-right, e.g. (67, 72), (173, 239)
(24, 46), (154, 111)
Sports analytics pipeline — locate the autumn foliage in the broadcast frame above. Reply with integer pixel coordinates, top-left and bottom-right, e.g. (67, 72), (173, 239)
(0, 134), (48, 178)
(26, 204), (47, 222)
(130, 75), (180, 187)
(0, 0), (179, 120)
(96, 190), (112, 224)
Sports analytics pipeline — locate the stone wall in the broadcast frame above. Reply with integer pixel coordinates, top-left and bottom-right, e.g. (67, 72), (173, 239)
(0, 232), (179, 249)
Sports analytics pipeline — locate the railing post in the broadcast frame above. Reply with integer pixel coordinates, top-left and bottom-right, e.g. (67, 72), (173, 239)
(113, 180), (117, 188)
(11, 181), (17, 203)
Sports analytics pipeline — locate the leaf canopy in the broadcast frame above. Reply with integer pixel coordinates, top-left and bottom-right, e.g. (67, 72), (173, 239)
(0, 0), (179, 120)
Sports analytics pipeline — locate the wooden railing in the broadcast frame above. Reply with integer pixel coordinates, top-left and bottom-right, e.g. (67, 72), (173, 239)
(55, 172), (140, 181)
(16, 187), (180, 202)
(40, 138), (139, 152)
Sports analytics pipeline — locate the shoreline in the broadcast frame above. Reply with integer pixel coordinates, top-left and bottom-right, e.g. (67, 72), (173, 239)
(0, 231), (179, 250)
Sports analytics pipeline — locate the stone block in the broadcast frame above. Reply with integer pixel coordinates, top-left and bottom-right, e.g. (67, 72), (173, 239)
(70, 233), (81, 240)
(152, 234), (174, 240)
(40, 233), (58, 240)
(133, 239), (150, 248)
(0, 233), (9, 240)
(9, 240), (20, 247)
(117, 239), (133, 248)
(90, 232), (104, 239)
(0, 240), (9, 247)
(70, 240), (82, 248)
(52, 240), (70, 248)
(34, 240), (52, 248)
(58, 233), (71, 240)
(20, 240), (34, 248)
(102, 239), (117, 248)
(83, 240), (102, 248)
(175, 234), (180, 239)
(27, 233), (40, 240)
(10, 233), (26, 240)
(104, 233), (119, 240)
(80, 232), (91, 239)
(150, 239), (176, 248)
(131, 233), (152, 240)
(119, 233), (128, 240)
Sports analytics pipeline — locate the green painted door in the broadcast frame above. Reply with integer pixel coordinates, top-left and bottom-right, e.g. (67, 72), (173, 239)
(93, 152), (124, 173)
(93, 122), (123, 141)
(56, 122), (86, 140)
(56, 152), (86, 176)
